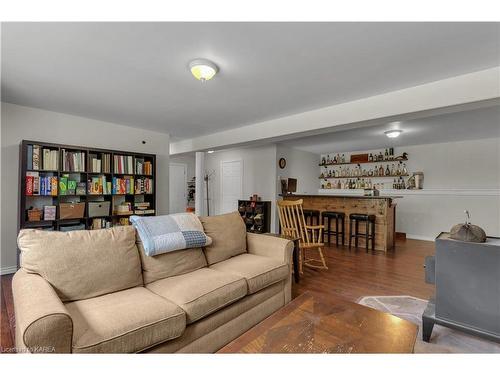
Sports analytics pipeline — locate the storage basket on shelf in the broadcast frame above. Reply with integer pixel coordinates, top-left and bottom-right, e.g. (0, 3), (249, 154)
(59, 202), (86, 219)
(88, 201), (111, 218)
(27, 208), (42, 222)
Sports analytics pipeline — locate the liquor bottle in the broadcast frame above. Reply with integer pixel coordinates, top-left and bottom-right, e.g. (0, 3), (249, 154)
(384, 149), (388, 160)
(333, 155), (337, 164)
(390, 164), (395, 175)
(379, 165), (384, 176)
(378, 151), (383, 161)
(393, 178), (397, 189)
(402, 163), (408, 175)
(368, 153), (373, 162)
(327, 155), (331, 164)
(341, 154), (346, 163)
(361, 178), (365, 189)
(396, 163), (401, 176)
(389, 147), (394, 160)
(337, 180), (342, 189)
(385, 164), (390, 176)
(400, 177), (406, 189)
(321, 156), (326, 165)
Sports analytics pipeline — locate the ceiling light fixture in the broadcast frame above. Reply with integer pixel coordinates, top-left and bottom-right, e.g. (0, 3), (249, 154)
(189, 59), (218, 82)
(384, 129), (403, 138)
(207, 150), (215, 154)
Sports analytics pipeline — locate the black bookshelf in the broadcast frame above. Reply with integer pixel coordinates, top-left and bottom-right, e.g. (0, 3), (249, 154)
(19, 140), (157, 236)
(237, 200), (271, 234)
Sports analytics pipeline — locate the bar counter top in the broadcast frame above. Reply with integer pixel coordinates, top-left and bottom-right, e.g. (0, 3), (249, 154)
(282, 193), (403, 200)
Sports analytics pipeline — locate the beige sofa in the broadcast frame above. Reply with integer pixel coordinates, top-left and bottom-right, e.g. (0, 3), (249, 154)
(13, 212), (293, 353)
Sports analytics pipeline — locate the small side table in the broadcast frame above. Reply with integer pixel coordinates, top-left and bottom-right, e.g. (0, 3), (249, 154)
(263, 233), (300, 283)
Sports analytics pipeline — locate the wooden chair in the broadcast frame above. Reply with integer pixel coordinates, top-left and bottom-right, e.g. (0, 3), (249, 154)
(277, 199), (328, 273)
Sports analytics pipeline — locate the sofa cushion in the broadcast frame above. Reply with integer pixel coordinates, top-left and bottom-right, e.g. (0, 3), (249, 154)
(210, 253), (289, 294)
(200, 212), (247, 265)
(146, 268), (247, 324)
(138, 240), (208, 284)
(18, 226), (143, 302)
(65, 286), (186, 353)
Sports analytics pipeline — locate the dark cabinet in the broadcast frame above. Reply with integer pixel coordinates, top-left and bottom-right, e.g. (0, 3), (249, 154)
(237, 200), (271, 234)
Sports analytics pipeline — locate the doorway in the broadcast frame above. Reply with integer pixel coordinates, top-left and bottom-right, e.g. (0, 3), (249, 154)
(220, 160), (243, 214)
(169, 163), (187, 213)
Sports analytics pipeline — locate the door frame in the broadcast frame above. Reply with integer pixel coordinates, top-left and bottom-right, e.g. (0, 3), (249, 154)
(169, 162), (187, 214)
(219, 159), (243, 215)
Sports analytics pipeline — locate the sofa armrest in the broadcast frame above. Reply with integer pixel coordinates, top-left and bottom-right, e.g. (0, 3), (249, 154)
(246, 233), (294, 265)
(247, 233), (294, 304)
(12, 269), (73, 353)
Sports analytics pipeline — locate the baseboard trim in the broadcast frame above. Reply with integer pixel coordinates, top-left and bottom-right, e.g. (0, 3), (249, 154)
(0, 266), (18, 275)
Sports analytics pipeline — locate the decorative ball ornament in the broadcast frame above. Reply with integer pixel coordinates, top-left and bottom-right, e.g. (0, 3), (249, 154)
(450, 210), (486, 243)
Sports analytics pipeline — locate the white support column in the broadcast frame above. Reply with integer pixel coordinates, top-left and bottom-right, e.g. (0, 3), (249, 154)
(195, 152), (205, 216)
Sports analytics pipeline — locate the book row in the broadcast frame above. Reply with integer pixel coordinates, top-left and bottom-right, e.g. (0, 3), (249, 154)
(89, 153), (112, 173)
(26, 172), (153, 196)
(27, 145), (59, 170)
(61, 149), (86, 171)
(114, 155), (134, 174)
(26, 145), (153, 175)
(135, 159), (153, 175)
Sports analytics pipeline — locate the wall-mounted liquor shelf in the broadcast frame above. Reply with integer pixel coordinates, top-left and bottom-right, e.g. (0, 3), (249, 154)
(19, 140), (157, 234)
(319, 157), (408, 167)
(319, 174), (410, 180)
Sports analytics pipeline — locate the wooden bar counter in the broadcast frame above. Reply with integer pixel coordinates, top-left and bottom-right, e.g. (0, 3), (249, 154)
(282, 194), (401, 252)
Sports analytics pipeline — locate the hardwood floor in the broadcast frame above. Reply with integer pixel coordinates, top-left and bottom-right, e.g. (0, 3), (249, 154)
(293, 238), (435, 302)
(0, 237), (435, 352)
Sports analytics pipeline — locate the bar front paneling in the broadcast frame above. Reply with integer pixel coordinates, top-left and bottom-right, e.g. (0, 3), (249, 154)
(282, 194), (401, 252)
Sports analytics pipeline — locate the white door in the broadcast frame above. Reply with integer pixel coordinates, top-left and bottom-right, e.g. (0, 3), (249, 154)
(220, 160), (243, 214)
(169, 163), (187, 214)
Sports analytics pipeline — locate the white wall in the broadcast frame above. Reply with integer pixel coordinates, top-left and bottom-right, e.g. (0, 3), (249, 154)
(395, 138), (500, 240)
(204, 145), (277, 230)
(170, 154), (195, 180)
(276, 145), (319, 194)
(1, 103), (170, 274)
(203, 144), (323, 233)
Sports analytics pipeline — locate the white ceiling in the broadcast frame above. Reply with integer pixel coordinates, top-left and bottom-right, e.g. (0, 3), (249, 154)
(2, 22), (499, 139)
(277, 105), (500, 154)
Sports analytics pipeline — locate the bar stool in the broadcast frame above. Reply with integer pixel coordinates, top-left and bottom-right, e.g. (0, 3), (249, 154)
(349, 213), (376, 252)
(321, 211), (345, 246)
(302, 209), (320, 226)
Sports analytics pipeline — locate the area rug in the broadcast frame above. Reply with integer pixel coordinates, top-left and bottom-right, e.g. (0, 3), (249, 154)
(358, 295), (500, 353)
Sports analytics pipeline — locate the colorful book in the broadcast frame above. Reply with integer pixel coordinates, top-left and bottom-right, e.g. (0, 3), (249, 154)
(76, 182), (86, 195)
(27, 145), (33, 169)
(52, 177), (59, 196)
(67, 180), (76, 195)
(59, 177), (68, 195)
(26, 176), (33, 195)
(32, 145), (40, 170)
